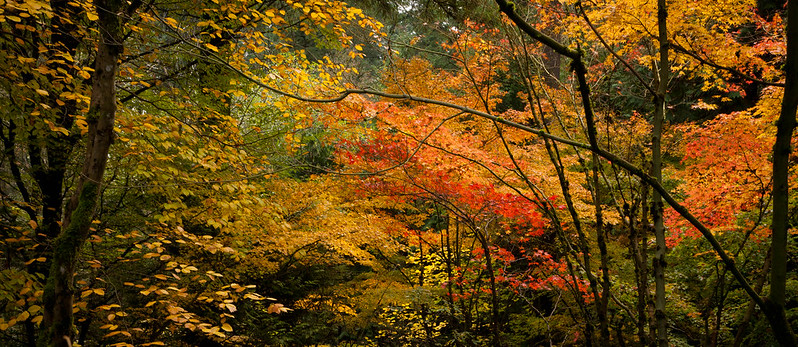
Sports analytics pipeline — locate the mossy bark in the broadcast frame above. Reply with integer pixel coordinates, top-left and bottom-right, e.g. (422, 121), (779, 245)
(37, 0), (123, 345)
(38, 182), (99, 347)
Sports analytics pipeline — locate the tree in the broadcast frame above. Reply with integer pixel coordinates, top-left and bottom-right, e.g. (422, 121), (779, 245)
(1, 0), (383, 345)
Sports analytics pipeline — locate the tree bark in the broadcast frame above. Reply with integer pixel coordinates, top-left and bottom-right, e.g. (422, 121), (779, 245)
(593, 153), (612, 346)
(38, 0), (123, 345)
(766, 0), (798, 344)
(652, 0), (669, 344)
(474, 225), (502, 346)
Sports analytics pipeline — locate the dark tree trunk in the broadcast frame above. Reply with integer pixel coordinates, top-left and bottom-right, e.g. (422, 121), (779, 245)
(651, 0), (669, 341)
(593, 152), (612, 346)
(766, 0), (798, 344)
(38, 0), (124, 345)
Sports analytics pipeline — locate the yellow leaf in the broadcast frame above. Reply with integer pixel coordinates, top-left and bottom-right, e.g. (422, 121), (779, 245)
(87, 12), (98, 21)
(225, 303), (237, 313)
(204, 43), (219, 52)
(164, 17), (178, 27)
(221, 323), (232, 332)
(103, 331), (121, 338)
(36, 89), (49, 96)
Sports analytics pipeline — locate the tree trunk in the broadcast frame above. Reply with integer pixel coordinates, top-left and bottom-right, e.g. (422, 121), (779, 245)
(35, 0), (81, 243)
(766, 0), (798, 344)
(593, 153), (612, 346)
(38, 0), (123, 345)
(651, 0), (669, 344)
(732, 252), (770, 347)
(474, 226), (502, 346)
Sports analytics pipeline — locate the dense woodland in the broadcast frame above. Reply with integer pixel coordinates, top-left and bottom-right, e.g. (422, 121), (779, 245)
(1, 0), (797, 346)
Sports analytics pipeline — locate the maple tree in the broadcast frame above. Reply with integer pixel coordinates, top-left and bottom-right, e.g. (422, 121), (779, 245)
(305, 0), (796, 344)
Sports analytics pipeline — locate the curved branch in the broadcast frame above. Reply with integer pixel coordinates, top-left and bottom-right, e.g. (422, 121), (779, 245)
(670, 42), (785, 88)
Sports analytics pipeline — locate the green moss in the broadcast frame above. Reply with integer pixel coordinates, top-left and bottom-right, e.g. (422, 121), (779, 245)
(37, 181), (99, 347)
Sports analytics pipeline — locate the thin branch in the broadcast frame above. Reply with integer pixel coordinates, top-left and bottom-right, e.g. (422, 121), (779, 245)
(119, 60), (198, 103)
(670, 42), (785, 87)
(577, 3), (658, 96)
